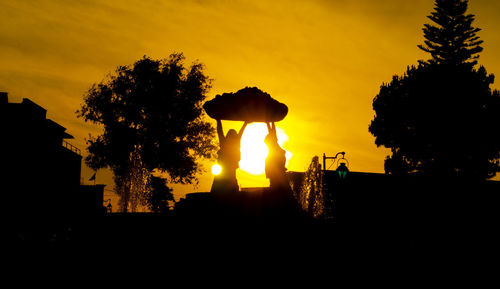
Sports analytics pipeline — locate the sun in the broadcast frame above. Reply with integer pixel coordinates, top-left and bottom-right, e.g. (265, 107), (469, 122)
(210, 123), (292, 176)
(238, 123), (292, 175)
(211, 163), (222, 175)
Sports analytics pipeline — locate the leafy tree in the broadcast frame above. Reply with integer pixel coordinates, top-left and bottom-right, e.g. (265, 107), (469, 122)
(78, 54), (216, 211)
(369, 0), (500, 180)
(147, 176), (174, 213)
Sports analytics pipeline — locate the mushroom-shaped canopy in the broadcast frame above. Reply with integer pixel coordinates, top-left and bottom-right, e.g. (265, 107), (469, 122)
(203, 87), (288, 122)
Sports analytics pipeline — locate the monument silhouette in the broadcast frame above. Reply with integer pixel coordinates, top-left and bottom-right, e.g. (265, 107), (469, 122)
(198, 87), (299, 219)
(210, 119), (247, 194)
(204, 87), (289, 193)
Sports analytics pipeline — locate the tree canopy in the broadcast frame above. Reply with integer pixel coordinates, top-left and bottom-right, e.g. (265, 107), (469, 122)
(78, 54), (216, 211)
(369, 0), (500, 180)
(418, 0), (483, 67)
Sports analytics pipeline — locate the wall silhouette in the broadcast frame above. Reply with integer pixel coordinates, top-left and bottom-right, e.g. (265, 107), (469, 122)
(288, 156), (500, 254)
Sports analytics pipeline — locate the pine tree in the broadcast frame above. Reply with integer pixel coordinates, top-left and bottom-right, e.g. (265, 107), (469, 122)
(418, 0), (483, 66)
(369, 0), (500, 180)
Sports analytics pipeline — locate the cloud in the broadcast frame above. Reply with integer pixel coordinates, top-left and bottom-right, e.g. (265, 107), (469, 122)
(2, 0), (499, 198)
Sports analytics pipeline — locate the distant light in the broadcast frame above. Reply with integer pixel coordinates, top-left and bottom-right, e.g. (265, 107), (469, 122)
(212, 164), (222, 175)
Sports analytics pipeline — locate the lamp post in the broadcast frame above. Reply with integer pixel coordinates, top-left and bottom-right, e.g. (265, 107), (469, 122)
(323, 152), (345, 174)
(336, 162), (349, 179)
(104, 199), (112, 213)
(323, 151), (350, 179)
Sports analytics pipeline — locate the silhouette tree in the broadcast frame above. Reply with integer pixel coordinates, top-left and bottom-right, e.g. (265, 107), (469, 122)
(78, 54), (216, 211)
(147, 176), (174, 213)
(418, 0), (483, 67)
(369, 0), (500, 180)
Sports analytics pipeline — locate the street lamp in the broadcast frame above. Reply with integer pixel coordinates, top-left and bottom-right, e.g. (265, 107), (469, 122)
(336, 161), (349, 179)
(323, 152), (345, 173)
(323, 152), (349, 178)
(104, 199), (112, 213)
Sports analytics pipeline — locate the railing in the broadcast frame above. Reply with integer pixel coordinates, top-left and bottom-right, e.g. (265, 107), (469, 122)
(63, 140), (81, 155)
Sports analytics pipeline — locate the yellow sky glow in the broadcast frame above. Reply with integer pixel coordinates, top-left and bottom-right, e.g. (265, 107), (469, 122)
(1, 0), (499, 203)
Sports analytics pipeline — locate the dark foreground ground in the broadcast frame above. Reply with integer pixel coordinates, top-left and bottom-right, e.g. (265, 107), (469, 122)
(8, 175), (500, 271)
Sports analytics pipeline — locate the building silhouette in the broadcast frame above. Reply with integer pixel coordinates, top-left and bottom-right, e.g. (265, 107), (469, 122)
(1, 92), (104, 239)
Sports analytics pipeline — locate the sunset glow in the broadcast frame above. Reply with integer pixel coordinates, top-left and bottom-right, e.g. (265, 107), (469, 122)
(239, 123), (292, 175)
(1, 0), (499, 204)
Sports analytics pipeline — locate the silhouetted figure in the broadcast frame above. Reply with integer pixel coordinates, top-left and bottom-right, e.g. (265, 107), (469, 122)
(211, 119), (248, 194)
(264, 122), (295, 218)
(264, 122), (287, 188)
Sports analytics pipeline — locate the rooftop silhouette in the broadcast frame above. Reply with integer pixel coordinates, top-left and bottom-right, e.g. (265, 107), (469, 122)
(1, 93), (106, 241)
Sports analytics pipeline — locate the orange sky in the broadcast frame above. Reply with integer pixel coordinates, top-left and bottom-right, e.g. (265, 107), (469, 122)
(1, 0), (499, 204)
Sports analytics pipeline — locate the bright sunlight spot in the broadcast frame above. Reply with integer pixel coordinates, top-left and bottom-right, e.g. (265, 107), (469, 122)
(211, 163), (222, 175)
(239, 123), (292, 175)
